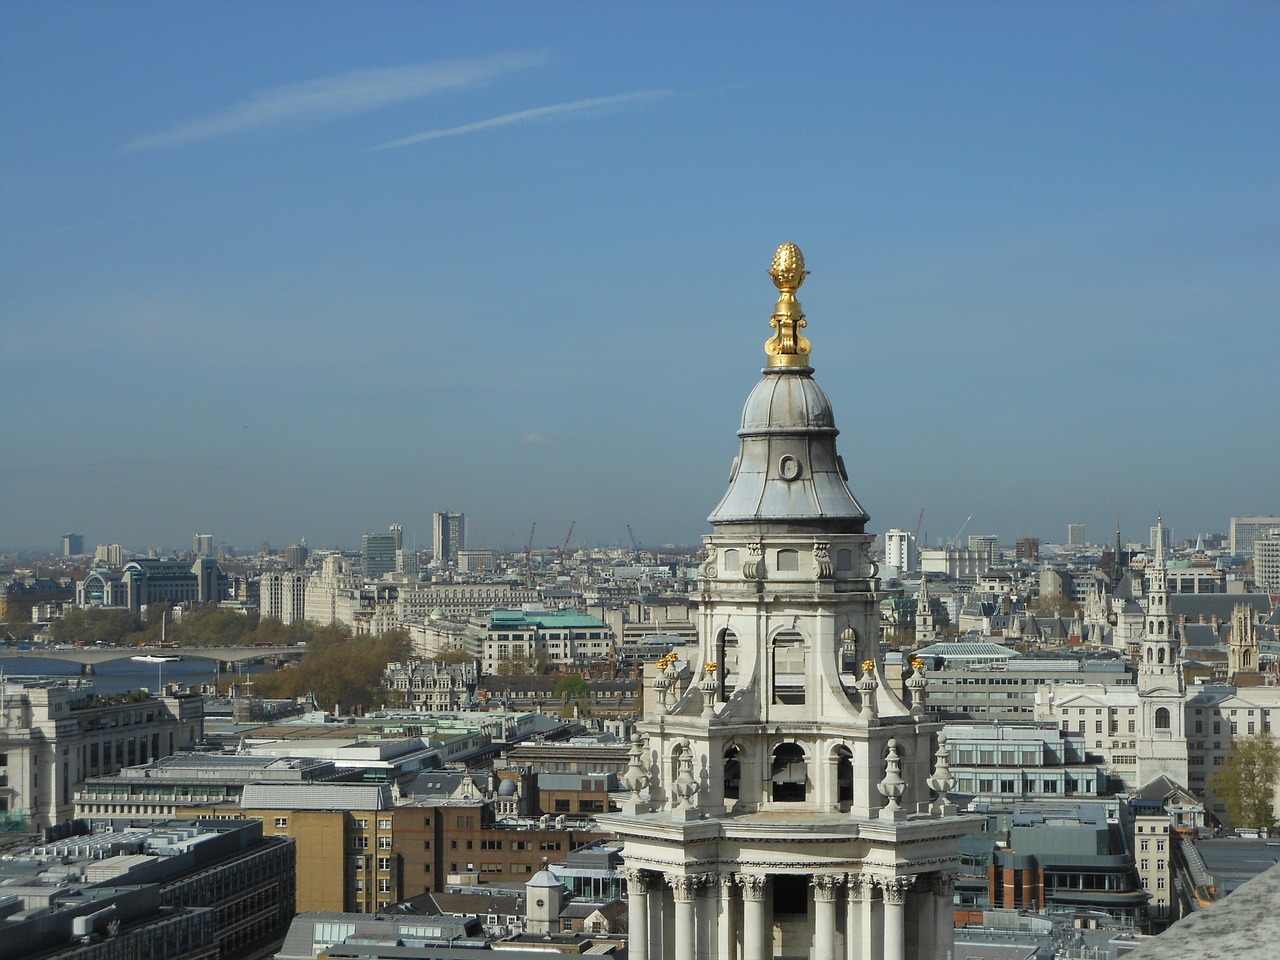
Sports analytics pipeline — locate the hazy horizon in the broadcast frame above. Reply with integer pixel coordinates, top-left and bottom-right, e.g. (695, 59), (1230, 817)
(3, 3), (1276, 556)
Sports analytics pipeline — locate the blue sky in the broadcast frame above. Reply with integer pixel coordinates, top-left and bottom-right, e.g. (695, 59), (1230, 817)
(2, 1), (1277, 556)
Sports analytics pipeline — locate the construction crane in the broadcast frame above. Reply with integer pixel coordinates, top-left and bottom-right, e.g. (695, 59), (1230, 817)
(626, 524), (640, 559)
(524, 523), (536, 586)
(953, 515), (973, 548)
(557, 521), (576, 568)
(913, 508), (925, 545)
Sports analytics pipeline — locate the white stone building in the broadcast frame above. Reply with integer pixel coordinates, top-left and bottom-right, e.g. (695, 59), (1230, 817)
(259, 569), (308, 624)
(0, 679), (203, 831)
(599, 245), (978, 960)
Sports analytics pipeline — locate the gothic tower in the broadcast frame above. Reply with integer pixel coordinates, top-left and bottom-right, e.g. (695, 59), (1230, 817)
(601, 245), (979, 960)
(1228, 603), (1260, 680)
(1135, 515), (1189, 788)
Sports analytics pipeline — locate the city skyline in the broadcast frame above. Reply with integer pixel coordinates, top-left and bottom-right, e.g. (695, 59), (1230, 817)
(3, 3), (1277, 553)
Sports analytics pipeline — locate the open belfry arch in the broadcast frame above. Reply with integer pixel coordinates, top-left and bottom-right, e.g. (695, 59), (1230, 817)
(599, 244), (981, 960)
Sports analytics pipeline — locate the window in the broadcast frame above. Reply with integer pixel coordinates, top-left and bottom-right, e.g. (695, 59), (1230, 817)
(275, 817), (288, 828)
(771, 743), (807, 803)
(378, 879), (392, 893)
(353, 836), (368, 849)
(554, 799), (571, 812)
(1155, 708), (1170, 730)
(355, 819), (369, 829)
(378, 857), (391, 871)
(724, 745), (742, 801)
(772, 631), (806, 705)
(378, 819), (391, 829)
(378, 835), (392, 849)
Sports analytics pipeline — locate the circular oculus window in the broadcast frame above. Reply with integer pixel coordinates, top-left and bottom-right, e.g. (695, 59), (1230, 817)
(778, 455), (802, 481)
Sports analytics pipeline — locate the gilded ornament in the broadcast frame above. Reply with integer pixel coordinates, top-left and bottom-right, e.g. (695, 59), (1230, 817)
(765, 242), (812, 367)
(704, 661), (718, 673)
(769, 243), (808, 290)
(911, 657), (925, 671)
(861, 659), (876, 674)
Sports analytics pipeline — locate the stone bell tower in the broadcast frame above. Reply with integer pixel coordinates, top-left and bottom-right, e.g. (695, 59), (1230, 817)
(600, 244), (980, 960)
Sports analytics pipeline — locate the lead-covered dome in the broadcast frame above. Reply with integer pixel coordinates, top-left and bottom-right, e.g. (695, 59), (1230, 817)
(707, 244), (868, 533)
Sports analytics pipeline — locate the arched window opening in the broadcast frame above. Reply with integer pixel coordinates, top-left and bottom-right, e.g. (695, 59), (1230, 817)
(840, 627), (859, 673)
(1158, 620), (1165, 635)
(771, 743), (807, 803)
(834, 747), (854, 804)
(718, 629), (739, 699)
(723, 549), (740, 573)
(1146, 648), (1154, 663)
(1158, 648), (1166, 664)
(772, 630), (806, 705)
(723, 745), (742, 801)
(1244, 650), (1253, 668)
(777, 549), (799, 572)
(1155, 707), (1170, 730)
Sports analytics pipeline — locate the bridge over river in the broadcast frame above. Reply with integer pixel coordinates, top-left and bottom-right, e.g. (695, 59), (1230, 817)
(0, 645), (306, 674)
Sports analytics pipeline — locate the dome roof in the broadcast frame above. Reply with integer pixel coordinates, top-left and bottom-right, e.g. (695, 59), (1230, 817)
(527, 867), (563, 888)
(707, 368), (868, 531)
(497, 777), (518, 797)
(739, 370), (836, 433)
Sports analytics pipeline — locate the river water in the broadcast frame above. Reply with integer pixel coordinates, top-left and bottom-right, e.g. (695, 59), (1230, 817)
(0, 655), (267, 697)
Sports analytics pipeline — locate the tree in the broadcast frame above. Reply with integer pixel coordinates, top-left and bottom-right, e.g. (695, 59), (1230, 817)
(553, 674), (590, 701)
(1208, 732), (1280, 832)
(251, 627), (412, 712)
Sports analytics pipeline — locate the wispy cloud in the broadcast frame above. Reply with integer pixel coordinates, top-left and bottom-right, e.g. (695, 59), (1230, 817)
(122, 52), (545, 152)
(370, 89), (671, 151)
(521, 432), (564, 450)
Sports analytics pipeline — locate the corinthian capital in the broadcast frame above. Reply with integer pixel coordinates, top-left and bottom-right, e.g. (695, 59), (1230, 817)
(811, 874), (843, 901)
(735, 873), (769, 901)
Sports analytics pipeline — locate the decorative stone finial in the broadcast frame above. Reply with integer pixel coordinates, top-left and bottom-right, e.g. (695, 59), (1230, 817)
(765, 243), (812, 367)
(878, 738), (907, 819)
(928, 732), (957, 816)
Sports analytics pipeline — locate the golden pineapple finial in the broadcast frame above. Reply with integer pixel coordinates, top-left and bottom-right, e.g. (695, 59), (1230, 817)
(765, 242), (812, 367)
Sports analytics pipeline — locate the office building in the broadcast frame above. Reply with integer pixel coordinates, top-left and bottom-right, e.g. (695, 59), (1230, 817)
(193, 533), (213, 557)
(882, 527), (914, 574)
(284, 541), (309, 569)
(600, 245), (979, 960)
(1253, 533), (1280, 591)
(260, 570), (308, 624)
(94, 543), (126, 567)
(433, 511), (466, 566)
(0, 819), (294, 960)
(61, 533), (84, 556)
(364, 527), (400, 579)
(1229, 515), (1280, 556)
(76, 558), (228, 612)
(1067, 523), (1086, 547)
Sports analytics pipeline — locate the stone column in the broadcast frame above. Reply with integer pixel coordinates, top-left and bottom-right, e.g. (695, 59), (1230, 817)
(651, 872), (667, 960)
(933, 872), (956, 960)
(624, 868), (651, 960)
(811, 875), (842, 960)
(669, 875), (700, 960)
(880, 878), (909, 960)
(845, 875), (865, 960)
(737, 873), (770, 960)
(718, 874), (737, 960)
